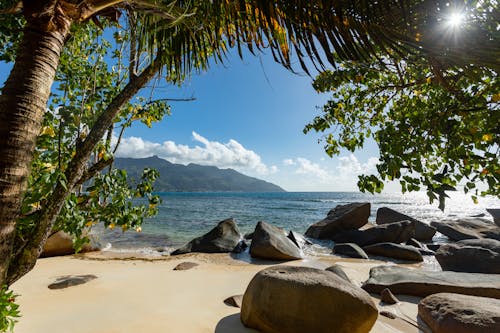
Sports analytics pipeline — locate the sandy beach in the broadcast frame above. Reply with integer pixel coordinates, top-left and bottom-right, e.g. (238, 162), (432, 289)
(11, 252), (422, 333)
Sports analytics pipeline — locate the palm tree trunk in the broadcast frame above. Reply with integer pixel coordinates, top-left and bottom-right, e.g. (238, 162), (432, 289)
(0, 19), (70, 286)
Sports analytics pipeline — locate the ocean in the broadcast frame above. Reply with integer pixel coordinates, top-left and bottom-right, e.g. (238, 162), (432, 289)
(95, 191), (499, 256)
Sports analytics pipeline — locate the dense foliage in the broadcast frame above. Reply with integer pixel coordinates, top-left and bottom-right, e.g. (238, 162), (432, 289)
(306, 56), (499, 209)
(0, 286), (18, 332)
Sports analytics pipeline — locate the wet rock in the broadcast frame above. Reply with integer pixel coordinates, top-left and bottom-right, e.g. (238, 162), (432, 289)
(431, 218), (500, 241)
(376, 207), (436, 241)
(249, 221), (302, 261)
(427, 243), (442, 252)
(487, 208), (500, 228)
(173, 262), (199, 271)
(436, 239), (500, 274)
(241, 266), (378, 333)
(362, 265), (500, 299)
(305, 203), (370, 239)
(380, 288), (399, 304)
(418, 293), (500, 333)
(287, 231), (312, 249)
(333, 243), (368, 259)
(331, 221), (415, 247)
(325, 264), (352, 283)
(48, 275), (97, 289)
(224, 295), (243, 308)
(363, 243), (423, 262)
(171, 218), (244, 255)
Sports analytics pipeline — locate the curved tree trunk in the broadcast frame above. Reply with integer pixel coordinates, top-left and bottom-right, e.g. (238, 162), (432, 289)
(0, 15), (70, 286)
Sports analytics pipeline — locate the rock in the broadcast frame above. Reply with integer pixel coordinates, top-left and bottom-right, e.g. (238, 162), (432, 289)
(376, 207), (436, 241)
(305, 203), (370, 239)
(406, 237), (424, 248)
(417, 247), (435, 256)
(431, 218), (500, 241)
(380, 288), (399, 304)
(173, 262), (199, 271)
(333, 243), (368, 259)
(363, 243), (423, 262)
(171, 218), (244, 255)
(244, 232), (254, 240)
(418, 293), (500, 333)
(287, 231), (312, 249)
(331, 221), (415, 247)
(487, 208), (500, 227)
(241, 266), (378, 333)
(427, 243), (442, 252)
(41, 231), (98, 257)
(325, 264), (352, 283)
(224, 295), (243, 308)
(362, 265), (500, 299)
(249, 221), (302, 260)
(48, 274), (97, 289)
(436, 240), (500, 274)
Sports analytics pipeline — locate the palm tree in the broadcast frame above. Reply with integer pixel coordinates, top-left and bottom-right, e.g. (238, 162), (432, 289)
(0, 0), (498, 287)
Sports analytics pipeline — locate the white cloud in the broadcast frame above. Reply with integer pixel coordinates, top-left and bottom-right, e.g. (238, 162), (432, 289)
(294, 157), (331, 180)
(338, 154), (379, 175)
(283, 158), (295, 166)
(114, 132), (277, 175)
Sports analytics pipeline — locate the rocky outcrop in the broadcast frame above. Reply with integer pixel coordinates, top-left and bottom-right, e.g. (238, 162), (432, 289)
(331, 221), (415, 247)
(305, 203), (370, 239)
(362, 265), (500, 299)
(376, 207), (436, 241)
(333, 243), (368, 259)
(430, 218), (500, 241)
(41, 231), (98, 257)
(241, 266), (378, 333)
(249, 221), (302, 260)
(418, 293), (500, 333)
(363, 243), (423, 262)
(435, 239), (500, 274)
(171, 218), (244, 255)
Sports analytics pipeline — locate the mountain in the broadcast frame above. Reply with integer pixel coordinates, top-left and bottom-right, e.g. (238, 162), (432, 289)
(113, 156), (285, 192)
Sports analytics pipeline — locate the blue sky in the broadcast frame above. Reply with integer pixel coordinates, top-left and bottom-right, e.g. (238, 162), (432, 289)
(0, 48), (385, 192)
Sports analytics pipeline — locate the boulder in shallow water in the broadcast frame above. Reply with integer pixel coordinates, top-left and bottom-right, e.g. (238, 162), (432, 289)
(331, 221), (415, 247)
(171, 218), (244, 255)
(287, 230), (312, 249)
(430, 218), (500, 241)
(436, 239), (500, 274)
(333, 243), (368, 259)
(41, 231), (98, 257)
(376, 207), (436, 241)
(418, 293), (500, 333)
(362, 265), (500, 299)
(363, 242), (423, 262)
(305, 203), (370, 239)
(250, 221), (302, 261)
(241, 265), (378, 333)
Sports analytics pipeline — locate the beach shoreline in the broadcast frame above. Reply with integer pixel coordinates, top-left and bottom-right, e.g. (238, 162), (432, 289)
(12, 251), (422, 333)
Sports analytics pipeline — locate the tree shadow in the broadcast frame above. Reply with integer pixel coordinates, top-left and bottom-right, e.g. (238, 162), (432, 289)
(48, 274), (98, 289)
(214, 314), (259, 333)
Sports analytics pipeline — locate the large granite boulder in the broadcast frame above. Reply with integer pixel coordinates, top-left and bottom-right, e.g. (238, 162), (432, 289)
(487, 208), (500, 228)
(305, 203), (370, 239)
(435, 239), (500, 274)
(418, 293), (500, 333)
(241, 266), (378, 333)
(287, 231), (312, 249)
(362, 265), (500, 299)
(376, 207), (436, 241)
(41, 231), (98, 257)
(363, 243), (423, 262)
(431, 218), (500, 241)
(171, 218), (244, 255)
(249, 221), (302, 260)
(331, 221), (415, 247)
(333, 243), (368, 259)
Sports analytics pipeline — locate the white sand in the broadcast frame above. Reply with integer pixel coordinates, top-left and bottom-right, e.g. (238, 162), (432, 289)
(11, 253), (422, 333)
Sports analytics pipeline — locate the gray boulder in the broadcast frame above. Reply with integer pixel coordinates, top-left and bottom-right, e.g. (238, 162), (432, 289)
(363, 242), (423, 262)
(436, 239), (500, 274)
(250, 221), (302, 260)
(305, 203), (370, 239)
(331, 221), (415, 247)
(419, 293), (500, 333)
(376, 207), (436, 241)
(325, 264), (352, 283)
(333, 243), (368, 259)
(171, 218), (244, 255)
(241, 266), (378, 333)
(362, 265), (500, 299)
(431, 218), (500, 241)
(380, 288), (399, 304)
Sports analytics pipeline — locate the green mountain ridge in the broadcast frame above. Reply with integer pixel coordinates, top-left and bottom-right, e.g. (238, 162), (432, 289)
(114, 155), (285, 192)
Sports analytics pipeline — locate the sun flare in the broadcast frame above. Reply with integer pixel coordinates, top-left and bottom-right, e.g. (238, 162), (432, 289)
(446, 12), (465, 28)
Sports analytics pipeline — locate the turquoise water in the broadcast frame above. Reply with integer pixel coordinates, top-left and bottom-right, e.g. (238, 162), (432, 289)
(95, 191), (500, 254)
